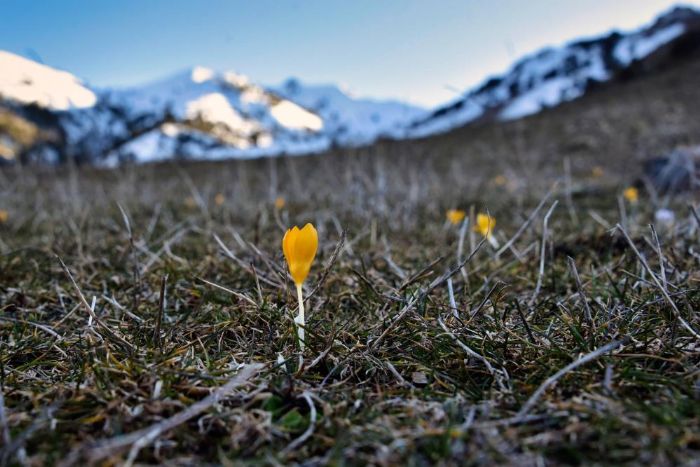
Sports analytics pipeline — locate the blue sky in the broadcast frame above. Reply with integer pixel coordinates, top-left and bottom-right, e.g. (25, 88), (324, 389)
(1, 0), (698, 106)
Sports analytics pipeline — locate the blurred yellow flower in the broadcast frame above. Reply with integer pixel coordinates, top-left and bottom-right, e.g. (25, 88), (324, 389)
(275, 196), (286, 210)
(184, 196), (196, 208)
(0, 209), (7, 223)
(474, 213), (496, 238)
(591, 166), (604, 178)
(446, 209), (466, 225)
(214, 193), (225, 206)
(492, 175), (507, 187)
(623, 187), (639, 203)
(283, 223), (318, 351)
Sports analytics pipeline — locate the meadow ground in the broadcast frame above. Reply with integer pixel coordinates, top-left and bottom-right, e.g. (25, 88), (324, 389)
(2, 57), (700, 465)
(1, 145), (700, 466)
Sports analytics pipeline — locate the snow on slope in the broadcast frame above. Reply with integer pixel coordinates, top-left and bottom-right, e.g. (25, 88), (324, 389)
(275, 78), (426, 145)
(0, 51), (96, 110)
(0, 53), (424, 163)
(406, 40), (614, 138)
(100, 71), (424, 162)
(69, 66), (329, 163)
(104, 122), (331, 166)
(408, 6), (697, 138)
(107, 66), (323, 137)
(614, 22), (686, 65)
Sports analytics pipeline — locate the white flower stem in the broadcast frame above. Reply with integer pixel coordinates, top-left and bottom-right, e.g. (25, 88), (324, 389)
(488, 235), (500, 249)
(294, 283), (305, 351)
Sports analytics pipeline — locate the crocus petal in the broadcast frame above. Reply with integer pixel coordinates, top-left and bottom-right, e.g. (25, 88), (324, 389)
(446, 209), (465, 225)
(295, 224), (318, 264)
(282, 228), (293, 265)
(475, 214), (495, 237)
(290, 262), (311, 285)
(623, 187), (639, 203)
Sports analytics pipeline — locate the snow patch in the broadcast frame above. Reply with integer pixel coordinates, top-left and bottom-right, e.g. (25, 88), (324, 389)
(614, 23), (685, 65)
(191, 66), (215, 83)
(406, 99), (483, 138)
(240, 85), (268, 105)
(223, 71), (250, 88)
(185, 93), (259, 135)
(270, 100), (324, 131)
(276, 79), (425, 144)
(105, 125), (333, 166)
(501, 76), (584, 120)
(0, 51), (96, 110)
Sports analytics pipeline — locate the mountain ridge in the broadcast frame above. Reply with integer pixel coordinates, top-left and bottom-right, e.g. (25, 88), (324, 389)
(0, 55), (426, 164)
(407, 5), (700, 137)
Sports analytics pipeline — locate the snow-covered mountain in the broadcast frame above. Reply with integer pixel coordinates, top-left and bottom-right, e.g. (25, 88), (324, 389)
(1, 5), (699, 164)
(0, 53), (425, 164)
(275, 78), (425, 145)
(98, 71), (424, 164)
(66, 66), (335, 164)
(408, 6), (700, 137)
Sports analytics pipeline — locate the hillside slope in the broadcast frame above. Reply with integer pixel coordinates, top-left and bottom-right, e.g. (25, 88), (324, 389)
(408, 6), (700, 137)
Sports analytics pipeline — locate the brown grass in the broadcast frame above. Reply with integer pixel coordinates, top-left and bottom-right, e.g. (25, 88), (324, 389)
(1, 54), (700, 465)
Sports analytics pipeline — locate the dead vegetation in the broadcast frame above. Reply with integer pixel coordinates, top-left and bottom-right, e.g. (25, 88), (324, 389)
(1, 144), (699, 465)
(1, 57), (700, 465)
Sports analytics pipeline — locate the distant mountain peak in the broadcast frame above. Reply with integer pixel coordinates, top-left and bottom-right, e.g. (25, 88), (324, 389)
(190, 66), (216, 83)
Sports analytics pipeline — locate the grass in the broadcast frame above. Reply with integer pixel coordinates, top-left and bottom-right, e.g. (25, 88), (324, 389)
(1, 147), (699, 466)
(2, 56), (700, 465)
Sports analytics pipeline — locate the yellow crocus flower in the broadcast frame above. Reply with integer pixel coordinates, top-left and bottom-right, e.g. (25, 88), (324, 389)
(446, 209), (466, 225)
(0, 209), (7, 223)
(623, 187), (639, 203)
(492, 175), (507, 187)
(275, 196), (286, 210)
(474, 213), (496, 238)
(283, 224), (318, 285)
(282, 223), (318, 351)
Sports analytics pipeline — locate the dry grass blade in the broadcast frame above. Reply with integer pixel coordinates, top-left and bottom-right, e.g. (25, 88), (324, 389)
(530, 200), (558, 305)
(306, 229), (346, 300)
(567, 256), (593, 327)
(66, 364), (263, 466)
(196, 276), (258, 307)
(495, 183), (557, 257)
(280, 391), (317, 456)
(437, 315), (510, 392)
(56, 255), (136, 353)
(153, 274), (167, 349)
(0, 316), (62, 340)
(213, 233), (284, 289)
(516, 337), (628, 420)
(616, 224), (700, 340)
(370, 234), (487, 350)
